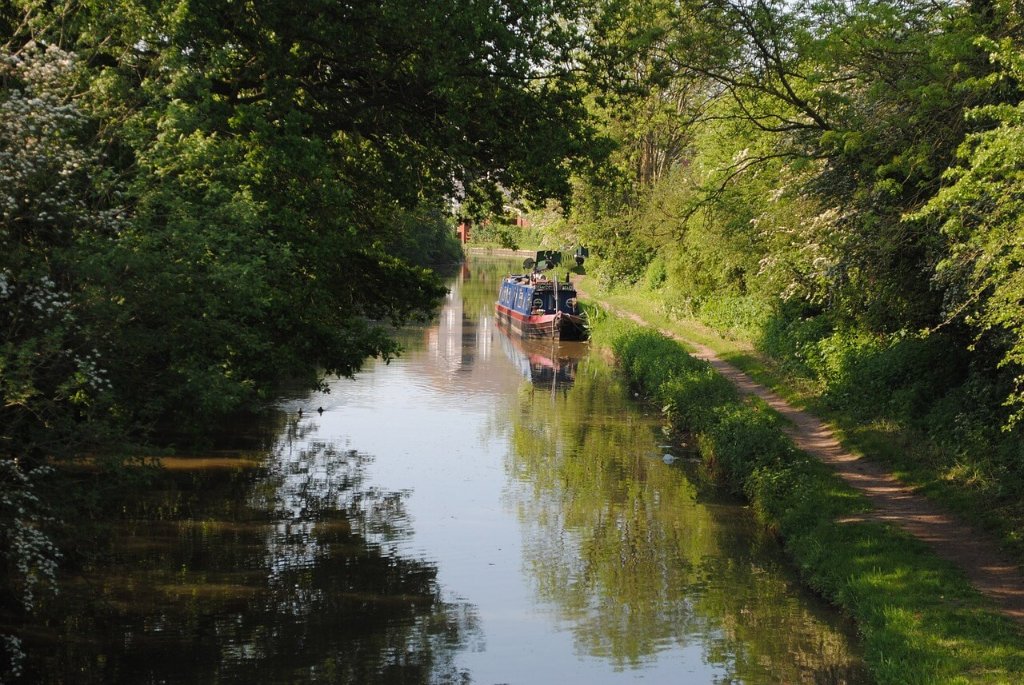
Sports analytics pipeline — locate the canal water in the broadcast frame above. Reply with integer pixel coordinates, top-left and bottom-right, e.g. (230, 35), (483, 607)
(23, 256), (869, 684)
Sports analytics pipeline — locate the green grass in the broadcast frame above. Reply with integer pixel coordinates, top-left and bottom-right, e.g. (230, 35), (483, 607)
(594, 287), (811, 402)
(583, 278), (1024, 568)
(590, 312), (1024, 684)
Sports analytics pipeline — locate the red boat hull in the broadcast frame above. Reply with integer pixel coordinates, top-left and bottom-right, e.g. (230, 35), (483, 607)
(495, 304), (587, 341)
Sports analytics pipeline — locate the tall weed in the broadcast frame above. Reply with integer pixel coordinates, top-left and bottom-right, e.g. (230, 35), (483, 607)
(696, 294), (771, 340)
(757, 305), (833, 378)
(809, 331), (965, 421)
(703, 401), (794, 479)
(660, 371), (736, 433)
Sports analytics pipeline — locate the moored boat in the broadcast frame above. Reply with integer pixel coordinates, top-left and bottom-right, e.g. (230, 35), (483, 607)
(495, 259), (588, 341)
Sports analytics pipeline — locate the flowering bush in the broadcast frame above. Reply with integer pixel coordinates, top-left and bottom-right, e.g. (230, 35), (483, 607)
(0, 42), (118, 678)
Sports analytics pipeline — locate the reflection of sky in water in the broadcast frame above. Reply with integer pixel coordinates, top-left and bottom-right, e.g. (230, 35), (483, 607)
(272, 261), (867, 684)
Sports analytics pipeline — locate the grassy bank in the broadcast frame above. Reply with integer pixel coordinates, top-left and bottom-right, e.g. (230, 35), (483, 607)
(588, 308), (1024, 684)
(588, 283), (1024, 567)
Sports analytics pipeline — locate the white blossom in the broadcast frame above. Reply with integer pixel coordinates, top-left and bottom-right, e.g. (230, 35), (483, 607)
(1, 44), (119, 677)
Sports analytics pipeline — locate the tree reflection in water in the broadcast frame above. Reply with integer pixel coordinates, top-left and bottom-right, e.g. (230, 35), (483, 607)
(15, 435), (478, 684)
(505, 359), (869, 684)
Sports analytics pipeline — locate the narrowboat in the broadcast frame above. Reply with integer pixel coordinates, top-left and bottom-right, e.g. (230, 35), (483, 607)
(495, 261), (588, 341)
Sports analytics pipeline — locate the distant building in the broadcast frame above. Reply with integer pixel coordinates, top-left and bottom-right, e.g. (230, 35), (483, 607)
(455, 214), (528, 244)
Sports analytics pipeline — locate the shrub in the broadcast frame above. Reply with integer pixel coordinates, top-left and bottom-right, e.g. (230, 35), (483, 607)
(643, 256), (667, 290)
(660, 370), (736, 433)
(696, 294), (772, 339)
(809, 331), (966, 422)
(756, 304), (833, 378)
(607, 325), (704, 389)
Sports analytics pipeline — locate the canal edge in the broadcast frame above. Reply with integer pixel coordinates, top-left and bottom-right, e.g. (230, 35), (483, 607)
(576, 282), (1024, 627)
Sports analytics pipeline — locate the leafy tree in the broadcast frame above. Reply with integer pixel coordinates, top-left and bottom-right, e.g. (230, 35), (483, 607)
(0, 40), (120, 677)
(576, 0), (1005, 325)
(0, 0), (604, 673)
(0, 0), (602, 437)
(913, 35), (1024, 425)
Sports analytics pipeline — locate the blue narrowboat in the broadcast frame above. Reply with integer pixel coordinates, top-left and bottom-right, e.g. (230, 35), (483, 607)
(495, 269), (588, 341)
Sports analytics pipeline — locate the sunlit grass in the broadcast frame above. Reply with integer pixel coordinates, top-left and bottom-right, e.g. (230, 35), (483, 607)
(158, 456), (264, 470)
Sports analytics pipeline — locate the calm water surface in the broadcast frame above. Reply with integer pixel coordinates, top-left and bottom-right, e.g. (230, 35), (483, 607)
(24, 257), (870, 684)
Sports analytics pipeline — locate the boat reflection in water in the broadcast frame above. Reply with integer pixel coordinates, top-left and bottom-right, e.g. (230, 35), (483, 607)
(497, 322), (588, 392)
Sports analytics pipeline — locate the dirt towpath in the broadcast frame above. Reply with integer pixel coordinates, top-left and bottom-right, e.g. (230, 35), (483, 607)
(583, 289), (1024, 624)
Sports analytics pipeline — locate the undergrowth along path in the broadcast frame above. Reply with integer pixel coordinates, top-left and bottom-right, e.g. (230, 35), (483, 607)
(584, 290), (1024, 624)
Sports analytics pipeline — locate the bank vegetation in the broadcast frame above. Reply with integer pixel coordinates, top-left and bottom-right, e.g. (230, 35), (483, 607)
(563, 0), (1024, 575)
(590, 312), (1024, 684)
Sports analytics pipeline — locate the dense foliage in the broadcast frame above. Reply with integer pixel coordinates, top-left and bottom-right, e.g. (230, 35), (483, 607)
(0, 0), (598, 673)
(570, 0), (1024, 549)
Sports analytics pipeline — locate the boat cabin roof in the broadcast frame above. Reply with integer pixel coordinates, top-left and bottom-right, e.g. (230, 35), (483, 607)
(503, 273), (575, 294)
